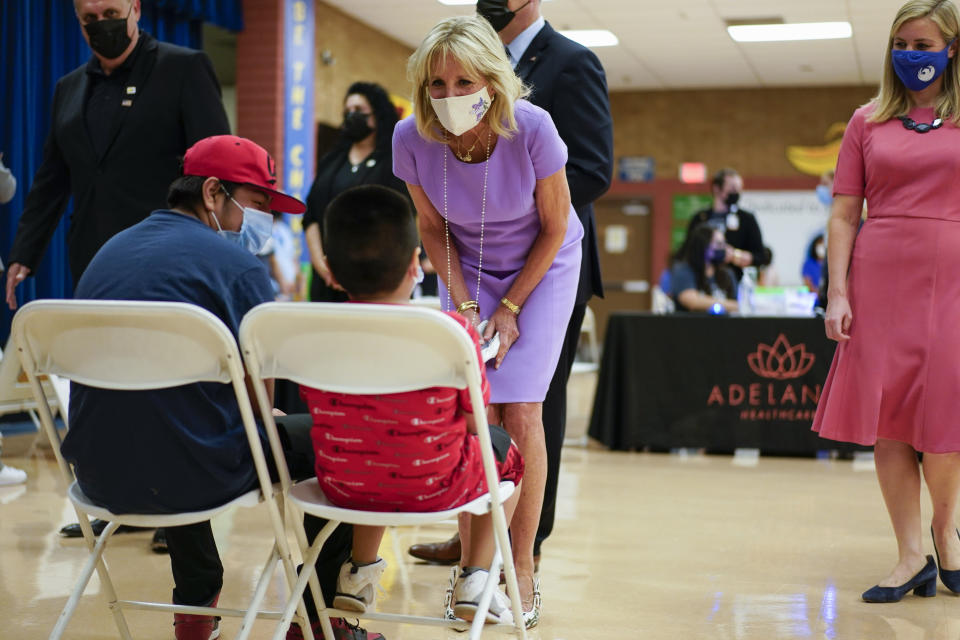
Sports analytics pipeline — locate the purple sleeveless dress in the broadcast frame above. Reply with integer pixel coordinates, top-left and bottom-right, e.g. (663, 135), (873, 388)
(393, 100), (583, 403)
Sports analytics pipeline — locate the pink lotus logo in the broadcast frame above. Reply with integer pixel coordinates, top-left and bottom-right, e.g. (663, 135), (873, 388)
(747, 334), (815, 380)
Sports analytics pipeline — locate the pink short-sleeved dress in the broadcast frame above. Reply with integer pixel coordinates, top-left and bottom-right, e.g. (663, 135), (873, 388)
(393, 100), (583, 404)
(812, 105), (960, 453)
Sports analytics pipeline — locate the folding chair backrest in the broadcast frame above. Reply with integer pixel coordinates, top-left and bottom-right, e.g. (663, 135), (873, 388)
(12, 299), (259, 487)
(239, 302), (480, 395)
(12, 300), (244, 390)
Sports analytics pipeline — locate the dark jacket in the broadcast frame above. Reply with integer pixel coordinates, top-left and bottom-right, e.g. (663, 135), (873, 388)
(515, 21), (614, 303)
(9, 32), (230, 283)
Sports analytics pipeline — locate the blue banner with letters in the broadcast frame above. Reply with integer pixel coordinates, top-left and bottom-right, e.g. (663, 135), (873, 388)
(283, 0), (315, 267)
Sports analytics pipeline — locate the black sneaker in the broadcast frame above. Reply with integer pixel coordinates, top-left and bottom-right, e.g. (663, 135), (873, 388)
(59, 519), (151, 538)
(151, 528), (169, 554)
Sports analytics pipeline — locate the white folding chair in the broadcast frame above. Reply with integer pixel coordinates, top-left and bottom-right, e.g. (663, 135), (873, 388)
(0, 340), (66, 425)
(239, 302), (527, 640)
(11, 299), (315, 640)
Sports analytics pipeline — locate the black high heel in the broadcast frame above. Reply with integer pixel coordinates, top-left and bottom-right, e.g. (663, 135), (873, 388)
(931, 527), (960, 593)
(861, 555), (937, 603)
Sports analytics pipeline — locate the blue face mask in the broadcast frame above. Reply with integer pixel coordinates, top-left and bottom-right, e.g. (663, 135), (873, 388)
(415, 264), (425, 285)
(706, 246), (727, 264)
(212, 189), (275, 255)
(892, 42), (953, 91)
(816, 184), (833, 207)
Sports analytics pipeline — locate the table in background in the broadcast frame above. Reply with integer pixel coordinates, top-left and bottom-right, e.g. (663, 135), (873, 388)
(588, 313), (864, 455)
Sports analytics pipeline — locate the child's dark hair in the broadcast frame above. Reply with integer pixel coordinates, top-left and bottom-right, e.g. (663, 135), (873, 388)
(322, 185), (418, 297)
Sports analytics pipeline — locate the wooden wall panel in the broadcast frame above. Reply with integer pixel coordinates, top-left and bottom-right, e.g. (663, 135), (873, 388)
(609, 86), (877, 179)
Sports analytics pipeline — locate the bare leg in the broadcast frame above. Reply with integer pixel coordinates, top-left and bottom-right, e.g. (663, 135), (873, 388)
(460, 481), (522, 568)
(495, 401), (545, 610)
(351, 526), (386, 564)
(922, 451), (960, 570)
(874, 438), (927, 586)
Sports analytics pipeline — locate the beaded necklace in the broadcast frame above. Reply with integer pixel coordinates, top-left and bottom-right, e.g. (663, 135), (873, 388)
(442, 128), (491, 313)
(898, 115), (943, 133)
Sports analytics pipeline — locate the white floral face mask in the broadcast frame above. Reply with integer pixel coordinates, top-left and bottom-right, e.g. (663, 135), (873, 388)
(430, 87), (493, 136)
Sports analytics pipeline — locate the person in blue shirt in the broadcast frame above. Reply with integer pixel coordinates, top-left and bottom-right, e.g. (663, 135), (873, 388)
(670, 224), (739, 313)
(61, 135), (385, 640)
(803, 233), (826, 293)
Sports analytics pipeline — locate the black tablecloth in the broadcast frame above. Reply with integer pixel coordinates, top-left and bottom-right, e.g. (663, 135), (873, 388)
(588, 313), (861, 454)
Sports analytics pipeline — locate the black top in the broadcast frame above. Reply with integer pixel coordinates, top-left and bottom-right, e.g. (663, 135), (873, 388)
(84, 34), (145, 159)
(330, 155), (368, 201)
(304, 145), (406, 302)
(686, 207), (768, 281)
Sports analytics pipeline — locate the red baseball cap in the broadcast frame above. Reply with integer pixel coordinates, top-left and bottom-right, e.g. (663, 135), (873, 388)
(182, 135), (306, 214)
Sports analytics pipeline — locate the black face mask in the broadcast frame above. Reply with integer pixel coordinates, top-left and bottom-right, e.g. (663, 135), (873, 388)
(84, 7), (133, 60)
(477, 0), (530, 33)
(342, 111), (374, 142)
(724, 192), (741, 208)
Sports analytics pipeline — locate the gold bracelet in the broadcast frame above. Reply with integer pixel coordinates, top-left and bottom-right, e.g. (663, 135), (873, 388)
(456, 300), (479, 314)
(500, 297), (520, 315)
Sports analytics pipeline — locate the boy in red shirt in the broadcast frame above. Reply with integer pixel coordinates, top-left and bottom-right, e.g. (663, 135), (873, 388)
(300, 185), (524, 624)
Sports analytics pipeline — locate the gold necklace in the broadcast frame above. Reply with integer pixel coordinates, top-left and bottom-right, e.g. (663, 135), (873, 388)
(455, 131), (481, 162)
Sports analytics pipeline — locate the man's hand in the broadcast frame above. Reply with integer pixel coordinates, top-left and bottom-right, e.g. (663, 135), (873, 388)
(6, 263), (31, 310)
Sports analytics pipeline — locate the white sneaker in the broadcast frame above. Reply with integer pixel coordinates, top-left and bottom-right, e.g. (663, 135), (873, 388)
(453, 569), (514, 625)
(332, 558), (386, 613)
(0, 464), (26, 486)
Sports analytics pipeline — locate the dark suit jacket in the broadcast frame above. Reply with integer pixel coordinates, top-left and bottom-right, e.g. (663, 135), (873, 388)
(10, 32), (230, 283)
(515, 21), (614, 303)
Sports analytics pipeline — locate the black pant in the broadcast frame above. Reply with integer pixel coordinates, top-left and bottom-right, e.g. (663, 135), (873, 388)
(534, 302), (585, 557)
(165, 414), (351, 614)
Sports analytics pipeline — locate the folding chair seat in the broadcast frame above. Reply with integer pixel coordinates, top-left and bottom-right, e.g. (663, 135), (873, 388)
(12, 299), (314, 640)
(238, 302), (527, 640)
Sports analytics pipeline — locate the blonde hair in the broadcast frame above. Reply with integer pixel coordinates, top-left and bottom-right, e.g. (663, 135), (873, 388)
(870, 0), (960, 124)
(407, 15), (530, 143)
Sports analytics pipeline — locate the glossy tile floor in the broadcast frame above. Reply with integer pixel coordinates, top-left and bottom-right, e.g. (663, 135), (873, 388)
(4, 442), (960, 639)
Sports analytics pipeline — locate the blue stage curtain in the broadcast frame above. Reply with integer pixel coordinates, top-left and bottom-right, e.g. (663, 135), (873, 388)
(0, 0), (242, 342)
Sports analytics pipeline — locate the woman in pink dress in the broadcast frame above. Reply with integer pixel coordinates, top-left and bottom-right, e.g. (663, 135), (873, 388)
(814, 0), (960, 603)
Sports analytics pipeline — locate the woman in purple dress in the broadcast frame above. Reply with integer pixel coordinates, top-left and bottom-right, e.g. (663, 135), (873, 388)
(393, 15), (582, 627)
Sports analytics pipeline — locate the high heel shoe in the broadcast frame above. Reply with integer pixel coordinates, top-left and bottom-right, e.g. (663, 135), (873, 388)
(861, 555), (937, 602)
(931, 527), (960, 593)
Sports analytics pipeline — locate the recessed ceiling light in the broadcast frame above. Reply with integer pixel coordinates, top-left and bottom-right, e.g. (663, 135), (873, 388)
(727, 21), (852, 42)
(559, 29), (619, 48)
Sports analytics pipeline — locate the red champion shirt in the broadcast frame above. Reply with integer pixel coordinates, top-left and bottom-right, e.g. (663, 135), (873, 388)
(300, 311), (492, 511)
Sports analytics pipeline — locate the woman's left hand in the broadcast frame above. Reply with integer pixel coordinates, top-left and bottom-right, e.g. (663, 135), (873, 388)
(484, 305), (519, 369)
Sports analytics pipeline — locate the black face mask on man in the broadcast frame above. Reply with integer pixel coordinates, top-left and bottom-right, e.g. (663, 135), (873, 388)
(84, 6), (133, 60)
(477, 0), (531, 33)
(342, 111), (373, 142)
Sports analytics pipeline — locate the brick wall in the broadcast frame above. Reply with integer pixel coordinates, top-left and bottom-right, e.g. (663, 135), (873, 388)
(236, 0), (284, 171)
